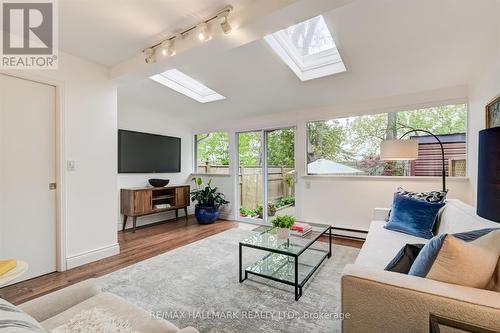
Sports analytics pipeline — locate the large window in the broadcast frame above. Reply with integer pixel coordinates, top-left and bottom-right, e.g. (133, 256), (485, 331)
(195, 132), (229, 174)
(307, 104), (467, 177)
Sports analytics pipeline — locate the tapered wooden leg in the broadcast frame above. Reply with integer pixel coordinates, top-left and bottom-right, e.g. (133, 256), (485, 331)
(122, 215), (128, 231)
(184, 207), (188, 221)
(175, 209), (179, 220)
(132, 216), (137, 233)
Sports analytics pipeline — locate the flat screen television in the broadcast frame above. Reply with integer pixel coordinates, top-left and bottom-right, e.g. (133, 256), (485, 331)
(118, 129), (181, 173)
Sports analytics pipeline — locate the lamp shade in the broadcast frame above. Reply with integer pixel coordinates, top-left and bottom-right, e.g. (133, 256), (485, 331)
(380, 139), (419, 160)
(477, 127), (500, 223)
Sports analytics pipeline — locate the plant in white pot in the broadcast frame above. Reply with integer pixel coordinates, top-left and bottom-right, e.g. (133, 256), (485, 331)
(272, 215), (296, 239)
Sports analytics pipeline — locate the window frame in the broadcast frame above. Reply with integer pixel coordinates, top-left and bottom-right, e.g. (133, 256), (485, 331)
(193, 131), (231, 176)
(304, 104), (469, 178)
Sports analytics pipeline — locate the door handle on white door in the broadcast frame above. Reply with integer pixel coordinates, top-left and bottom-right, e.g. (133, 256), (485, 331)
(49, 183), (56, 190)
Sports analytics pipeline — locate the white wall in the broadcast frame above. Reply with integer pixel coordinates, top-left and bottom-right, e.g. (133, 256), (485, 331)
(117, 100), (193, 228)
(3, 52), (119, 269)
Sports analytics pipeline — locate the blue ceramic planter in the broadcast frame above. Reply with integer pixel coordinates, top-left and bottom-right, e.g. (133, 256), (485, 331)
(195, 205), (220, 224)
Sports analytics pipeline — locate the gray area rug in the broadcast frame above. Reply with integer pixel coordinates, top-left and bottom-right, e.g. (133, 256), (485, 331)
(99, 228), (359, 333)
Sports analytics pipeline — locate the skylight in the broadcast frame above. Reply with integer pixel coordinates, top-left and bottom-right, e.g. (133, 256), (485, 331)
(150, 69), (226, 103)
(264, 15), (346, 81)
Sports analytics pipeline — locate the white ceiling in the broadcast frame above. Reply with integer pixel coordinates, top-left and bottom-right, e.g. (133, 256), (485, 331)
(117, 0), (499, 128)
(59, 0), (255, 66)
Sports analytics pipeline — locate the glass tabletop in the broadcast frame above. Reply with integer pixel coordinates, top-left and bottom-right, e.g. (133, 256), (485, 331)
(240, 224), (330, 255)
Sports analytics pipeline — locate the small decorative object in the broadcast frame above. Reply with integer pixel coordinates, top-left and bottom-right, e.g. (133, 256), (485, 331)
(272, 215), (296, 239)
(148, 178), (170, 187)
(486, 95), (500, 128)
(191, 177), (229, 224)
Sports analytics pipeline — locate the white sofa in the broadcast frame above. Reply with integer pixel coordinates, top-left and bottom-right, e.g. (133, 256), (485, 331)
(16, 279), (199, 333)
(341, 199), (500, 333)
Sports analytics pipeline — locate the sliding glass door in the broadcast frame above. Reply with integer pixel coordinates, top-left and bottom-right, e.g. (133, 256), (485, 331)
(237, 128), (295, 224)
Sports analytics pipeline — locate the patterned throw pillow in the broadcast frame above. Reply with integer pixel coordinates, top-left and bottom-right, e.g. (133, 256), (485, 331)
(0, 298), (45, 332)
(396, 187), (447, 203)
(409, 228), (500, 290)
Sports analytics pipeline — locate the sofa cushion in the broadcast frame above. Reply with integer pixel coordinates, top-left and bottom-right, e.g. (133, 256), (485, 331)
(0, 298), (45, 332)
(437, 199), (499, 235)
(409, 229), (500, 289)
(385, 243), (424, 274)
(40, 292), (179, 333)
(385, 193), (445, 239)
(355, 221), (429, 269)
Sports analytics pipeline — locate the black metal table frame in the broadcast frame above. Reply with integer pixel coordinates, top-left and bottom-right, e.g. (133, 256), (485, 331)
(239, 226), (332, 301)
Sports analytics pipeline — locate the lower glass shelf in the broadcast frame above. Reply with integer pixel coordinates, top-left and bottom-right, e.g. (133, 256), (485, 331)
(245, 248), (328, 287)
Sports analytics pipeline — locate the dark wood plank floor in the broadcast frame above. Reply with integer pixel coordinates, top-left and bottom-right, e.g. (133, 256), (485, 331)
(0, 217), (363, 305)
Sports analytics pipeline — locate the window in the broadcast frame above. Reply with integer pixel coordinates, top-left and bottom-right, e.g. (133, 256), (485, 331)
(150, 69), (225, 103)
(195, 132), (230, 174)
(306, 104), (467, 177)
(264, 15), (346, 81)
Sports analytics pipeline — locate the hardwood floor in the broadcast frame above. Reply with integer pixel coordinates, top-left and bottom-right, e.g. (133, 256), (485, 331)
(0, 217), (363, 305)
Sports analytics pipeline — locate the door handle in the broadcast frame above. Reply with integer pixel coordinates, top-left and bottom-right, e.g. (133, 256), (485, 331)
(49, 183), (56, 190)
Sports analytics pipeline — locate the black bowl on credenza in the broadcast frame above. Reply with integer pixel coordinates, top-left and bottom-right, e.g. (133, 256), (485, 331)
(148, 179), (170, 187)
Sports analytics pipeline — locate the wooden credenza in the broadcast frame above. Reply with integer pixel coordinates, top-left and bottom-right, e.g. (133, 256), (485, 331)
(120, 185), (190, 232)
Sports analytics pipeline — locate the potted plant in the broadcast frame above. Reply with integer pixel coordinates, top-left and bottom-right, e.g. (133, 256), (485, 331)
(256, 202), (277, 218)
(272, 215), (296, 239)
(190, 177), (229, 224)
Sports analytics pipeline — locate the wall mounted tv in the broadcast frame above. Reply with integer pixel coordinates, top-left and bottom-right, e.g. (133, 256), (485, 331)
(118, 129), (181, 173)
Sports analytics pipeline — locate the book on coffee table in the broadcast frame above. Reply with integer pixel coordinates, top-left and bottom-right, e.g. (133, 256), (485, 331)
(291, 222), (312, 237)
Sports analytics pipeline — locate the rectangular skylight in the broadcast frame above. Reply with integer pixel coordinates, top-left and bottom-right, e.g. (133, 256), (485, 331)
(264, 15), (346, 81)
(150, 69), (226, 103)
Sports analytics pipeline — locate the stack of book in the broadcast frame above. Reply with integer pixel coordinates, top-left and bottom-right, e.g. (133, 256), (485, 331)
(291, 222), (312, 237)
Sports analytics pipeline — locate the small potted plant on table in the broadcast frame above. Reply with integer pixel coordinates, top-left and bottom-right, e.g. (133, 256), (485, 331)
(191, 177), (229, 224)
(272, 215), (296, 239)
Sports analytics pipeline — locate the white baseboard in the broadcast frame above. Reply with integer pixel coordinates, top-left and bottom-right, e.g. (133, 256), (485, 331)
(66, 243), (120, 269)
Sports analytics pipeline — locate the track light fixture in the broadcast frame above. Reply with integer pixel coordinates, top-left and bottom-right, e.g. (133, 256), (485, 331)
(197, 22), (211, 41)
(143, 48), (155, 64)
(220, 13), (232, 34)
(142, 5), (233, 64)
(159, 39), (176, 57)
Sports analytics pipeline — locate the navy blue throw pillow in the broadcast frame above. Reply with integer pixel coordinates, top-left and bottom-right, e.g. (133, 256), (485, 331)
(385, 193), (445, 239)
(385, 243), (425, 274)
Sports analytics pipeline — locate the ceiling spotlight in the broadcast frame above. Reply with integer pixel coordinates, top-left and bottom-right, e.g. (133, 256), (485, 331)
(143, 48), (156, 64)
(220, 14), (232, 34)
(197, 22), (211, 41)
(159, 39), (176, 57)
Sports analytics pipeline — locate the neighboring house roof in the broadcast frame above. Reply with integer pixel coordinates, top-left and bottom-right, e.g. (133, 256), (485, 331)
(410, 133), (466, 144)
(307, 158), (363, 174)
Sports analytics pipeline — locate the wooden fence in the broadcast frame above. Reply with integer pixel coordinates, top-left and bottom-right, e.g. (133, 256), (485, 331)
(197, 165), (295, 210)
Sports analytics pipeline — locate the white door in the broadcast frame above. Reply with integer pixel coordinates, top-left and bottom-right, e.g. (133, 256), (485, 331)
(0, 74), (57, 284)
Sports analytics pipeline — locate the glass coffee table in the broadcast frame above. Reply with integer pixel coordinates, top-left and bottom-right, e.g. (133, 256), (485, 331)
(239, 224), (332, 301)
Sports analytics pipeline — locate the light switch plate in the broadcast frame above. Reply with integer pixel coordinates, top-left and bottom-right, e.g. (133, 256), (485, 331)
(67, 160), (75, 171)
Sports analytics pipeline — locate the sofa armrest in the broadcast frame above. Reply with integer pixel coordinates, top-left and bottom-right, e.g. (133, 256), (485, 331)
(341, 264), (500, 333)
(18, 279), (101, 322)
(373, 207), (390, 221)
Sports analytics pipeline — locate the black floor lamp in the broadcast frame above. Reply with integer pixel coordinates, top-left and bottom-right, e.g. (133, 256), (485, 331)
(380, 129), (447, 192)
(477, 127), (500, 223)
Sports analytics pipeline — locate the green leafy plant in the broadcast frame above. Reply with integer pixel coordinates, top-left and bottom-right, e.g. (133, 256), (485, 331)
(239, 206), (254, 217)
(191, 177), (229, 208)
(255, 202), (277, 218)
(276, 196), (295, 208)
(272, 215), (296, 229)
